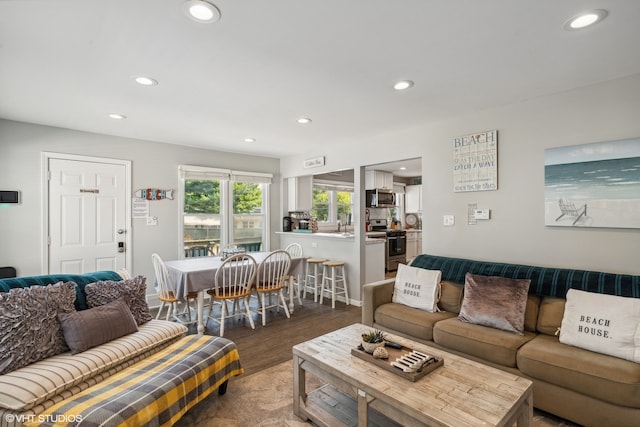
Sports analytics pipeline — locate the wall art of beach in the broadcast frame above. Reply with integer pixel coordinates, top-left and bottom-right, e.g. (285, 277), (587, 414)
(544, 138), (640, 229)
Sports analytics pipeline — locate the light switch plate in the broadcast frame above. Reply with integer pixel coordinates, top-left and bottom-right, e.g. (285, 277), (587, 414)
(443, 215), (455, 226)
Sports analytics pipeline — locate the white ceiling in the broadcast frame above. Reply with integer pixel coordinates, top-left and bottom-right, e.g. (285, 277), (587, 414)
(1, 1), (639, 159)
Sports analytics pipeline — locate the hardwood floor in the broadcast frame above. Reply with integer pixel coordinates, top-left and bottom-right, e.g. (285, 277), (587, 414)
(183, 295), (362, 376)
(176, 289), (576, 426)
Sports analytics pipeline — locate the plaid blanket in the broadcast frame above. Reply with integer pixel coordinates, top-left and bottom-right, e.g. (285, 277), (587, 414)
(412, 253), (640, 298)
(23, 335), (243, 427)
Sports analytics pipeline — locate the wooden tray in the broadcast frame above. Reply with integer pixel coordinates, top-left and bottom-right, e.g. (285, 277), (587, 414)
(351, 344), (443, 382)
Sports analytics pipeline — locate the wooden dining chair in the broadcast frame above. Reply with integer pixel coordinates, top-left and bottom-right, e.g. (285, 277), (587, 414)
(253, 250), (291, 326)
(151, 253), (198, 324)
(206, 253), (257, 336)
(284, 243), (304, 306)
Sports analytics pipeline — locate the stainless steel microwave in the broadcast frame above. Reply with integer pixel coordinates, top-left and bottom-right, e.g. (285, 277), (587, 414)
(366, 189), (396, 208)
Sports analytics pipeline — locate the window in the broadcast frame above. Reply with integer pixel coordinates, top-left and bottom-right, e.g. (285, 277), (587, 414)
(312, 180), (354, 226)
(312, 188), (329, 221)
(232, 181), (265, 252)
(183, 178), (222, 254)
(180, 166), (271, 256)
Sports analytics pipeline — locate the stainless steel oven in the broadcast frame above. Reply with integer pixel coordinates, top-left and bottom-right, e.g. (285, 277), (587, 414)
(368, 219), (407, 271)
(386, 229), (406, 271)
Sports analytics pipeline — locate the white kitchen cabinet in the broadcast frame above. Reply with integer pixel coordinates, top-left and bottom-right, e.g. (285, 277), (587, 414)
(365, 170), (394, 190)
(406, 230), (422, 261)
(405, 184), (422, 213)
(287, 176), (313, 212)
(364, 239), (385, 284)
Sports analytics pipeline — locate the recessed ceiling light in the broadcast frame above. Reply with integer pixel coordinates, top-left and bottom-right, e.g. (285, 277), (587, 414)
(297, 118), (312, 124)
(564, 9), (607, 30)
(399, 167), (407, 171)
(134, 76), (158, 86)
(182, 0), (221, 23)
(108, 113), (127, 120)
(393, 80), (414, 91)
(244, 138), (256, 143)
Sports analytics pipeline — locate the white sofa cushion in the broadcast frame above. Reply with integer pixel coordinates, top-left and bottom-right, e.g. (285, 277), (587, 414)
(560, 289), (640, 363)
(0, 320), (187, 411)
(392, 264), (441, 312)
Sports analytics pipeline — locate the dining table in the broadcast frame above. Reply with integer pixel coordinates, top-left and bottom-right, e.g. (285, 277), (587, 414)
(164, 251), (304, 334)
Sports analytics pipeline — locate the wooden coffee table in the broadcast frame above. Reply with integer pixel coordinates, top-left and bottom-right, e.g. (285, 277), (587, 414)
(293, 323), (533, 427)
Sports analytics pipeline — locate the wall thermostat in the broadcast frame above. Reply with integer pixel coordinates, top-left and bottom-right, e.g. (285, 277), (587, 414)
(474, 209), (491, 220)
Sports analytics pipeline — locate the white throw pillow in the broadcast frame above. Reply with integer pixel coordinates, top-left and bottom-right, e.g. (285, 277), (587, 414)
(392, 264), (441, 312)
(559, 289), (640, 363)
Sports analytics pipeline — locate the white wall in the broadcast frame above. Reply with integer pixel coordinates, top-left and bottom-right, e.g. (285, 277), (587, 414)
(281, 74), (640, 275)
(0, 121), (281, 282)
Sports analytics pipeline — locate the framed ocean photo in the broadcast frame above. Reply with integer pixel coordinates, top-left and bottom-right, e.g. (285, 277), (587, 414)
(544, 138), (640, 229)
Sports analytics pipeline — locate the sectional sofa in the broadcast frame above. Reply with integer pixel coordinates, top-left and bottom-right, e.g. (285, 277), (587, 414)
(0, 271), (242, 427)
(362, 254), (640, 427)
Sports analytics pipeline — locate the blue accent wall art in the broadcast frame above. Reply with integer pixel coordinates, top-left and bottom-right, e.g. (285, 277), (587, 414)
(544, 138), (640, 228)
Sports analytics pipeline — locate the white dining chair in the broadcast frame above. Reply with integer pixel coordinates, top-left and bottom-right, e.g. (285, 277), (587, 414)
(151, 253), (199, 324)
(253, 250), (291, 326)
(284, 243), (304, 306)
(206, 253), (257, 336)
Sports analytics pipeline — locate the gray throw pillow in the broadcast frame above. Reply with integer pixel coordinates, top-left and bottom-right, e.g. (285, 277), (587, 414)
(85, 275), (152, 326)
(58, 298), (138, 354)
(0, 281), (77, 374)
(458, 273), (531, 335)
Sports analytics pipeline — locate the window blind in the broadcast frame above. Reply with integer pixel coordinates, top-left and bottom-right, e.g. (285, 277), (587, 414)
(180, 165), (272, 183)
(313, 179), (354, 192)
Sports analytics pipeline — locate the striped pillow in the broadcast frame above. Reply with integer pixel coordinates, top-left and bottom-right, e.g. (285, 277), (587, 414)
(0, 320), (187, 411)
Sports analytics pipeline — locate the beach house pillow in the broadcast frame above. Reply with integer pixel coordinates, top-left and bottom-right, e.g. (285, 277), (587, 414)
(458, 273), (531, 335)
(58, 298), (138, 354)
(392, 264), (441, 312)
(85, 275), (152, 326)
(0, 281), (77, 374)
(559, 289), (640, 363)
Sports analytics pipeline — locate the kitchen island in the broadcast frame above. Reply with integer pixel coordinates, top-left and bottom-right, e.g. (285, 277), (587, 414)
(277, 231), (385, 305)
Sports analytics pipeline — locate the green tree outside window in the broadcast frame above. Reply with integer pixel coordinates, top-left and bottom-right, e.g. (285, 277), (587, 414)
(184, 180), (220, 213)
(312, 189), (329, 221)
(184, 180), (262, 214)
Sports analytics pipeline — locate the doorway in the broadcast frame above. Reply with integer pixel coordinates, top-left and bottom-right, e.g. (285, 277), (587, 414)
(43, 153), (132, 274)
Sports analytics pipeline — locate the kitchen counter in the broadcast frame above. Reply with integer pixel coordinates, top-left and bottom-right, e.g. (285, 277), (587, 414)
(277, 231), (385, 305)
(276, 231), (355, 239)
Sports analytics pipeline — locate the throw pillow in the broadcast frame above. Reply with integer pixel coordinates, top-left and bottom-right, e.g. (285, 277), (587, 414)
(0, 281), (77, 375)
(58, 298), (138, 354)
(458, 273), (531, 335)
(85, 275), (152, 325)
(559, 289), (640, 363)
(392, 264), (441, 312)
(438, 280), (464, 313)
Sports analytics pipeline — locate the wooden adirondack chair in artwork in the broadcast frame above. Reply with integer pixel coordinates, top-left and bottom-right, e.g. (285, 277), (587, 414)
(555, 198), (587, 225)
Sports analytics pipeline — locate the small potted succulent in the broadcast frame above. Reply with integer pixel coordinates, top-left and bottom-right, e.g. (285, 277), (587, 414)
(361, 329), (386, 354)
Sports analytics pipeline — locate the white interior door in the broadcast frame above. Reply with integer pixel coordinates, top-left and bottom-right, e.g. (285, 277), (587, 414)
(48, 157), (129, 274)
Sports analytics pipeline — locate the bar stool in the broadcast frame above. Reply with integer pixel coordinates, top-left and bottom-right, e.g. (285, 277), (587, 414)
(319, 260), (349, 309)
(304, 258), (326, 302)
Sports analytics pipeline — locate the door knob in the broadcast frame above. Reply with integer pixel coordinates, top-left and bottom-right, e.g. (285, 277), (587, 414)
(117, 229), (125, 234)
